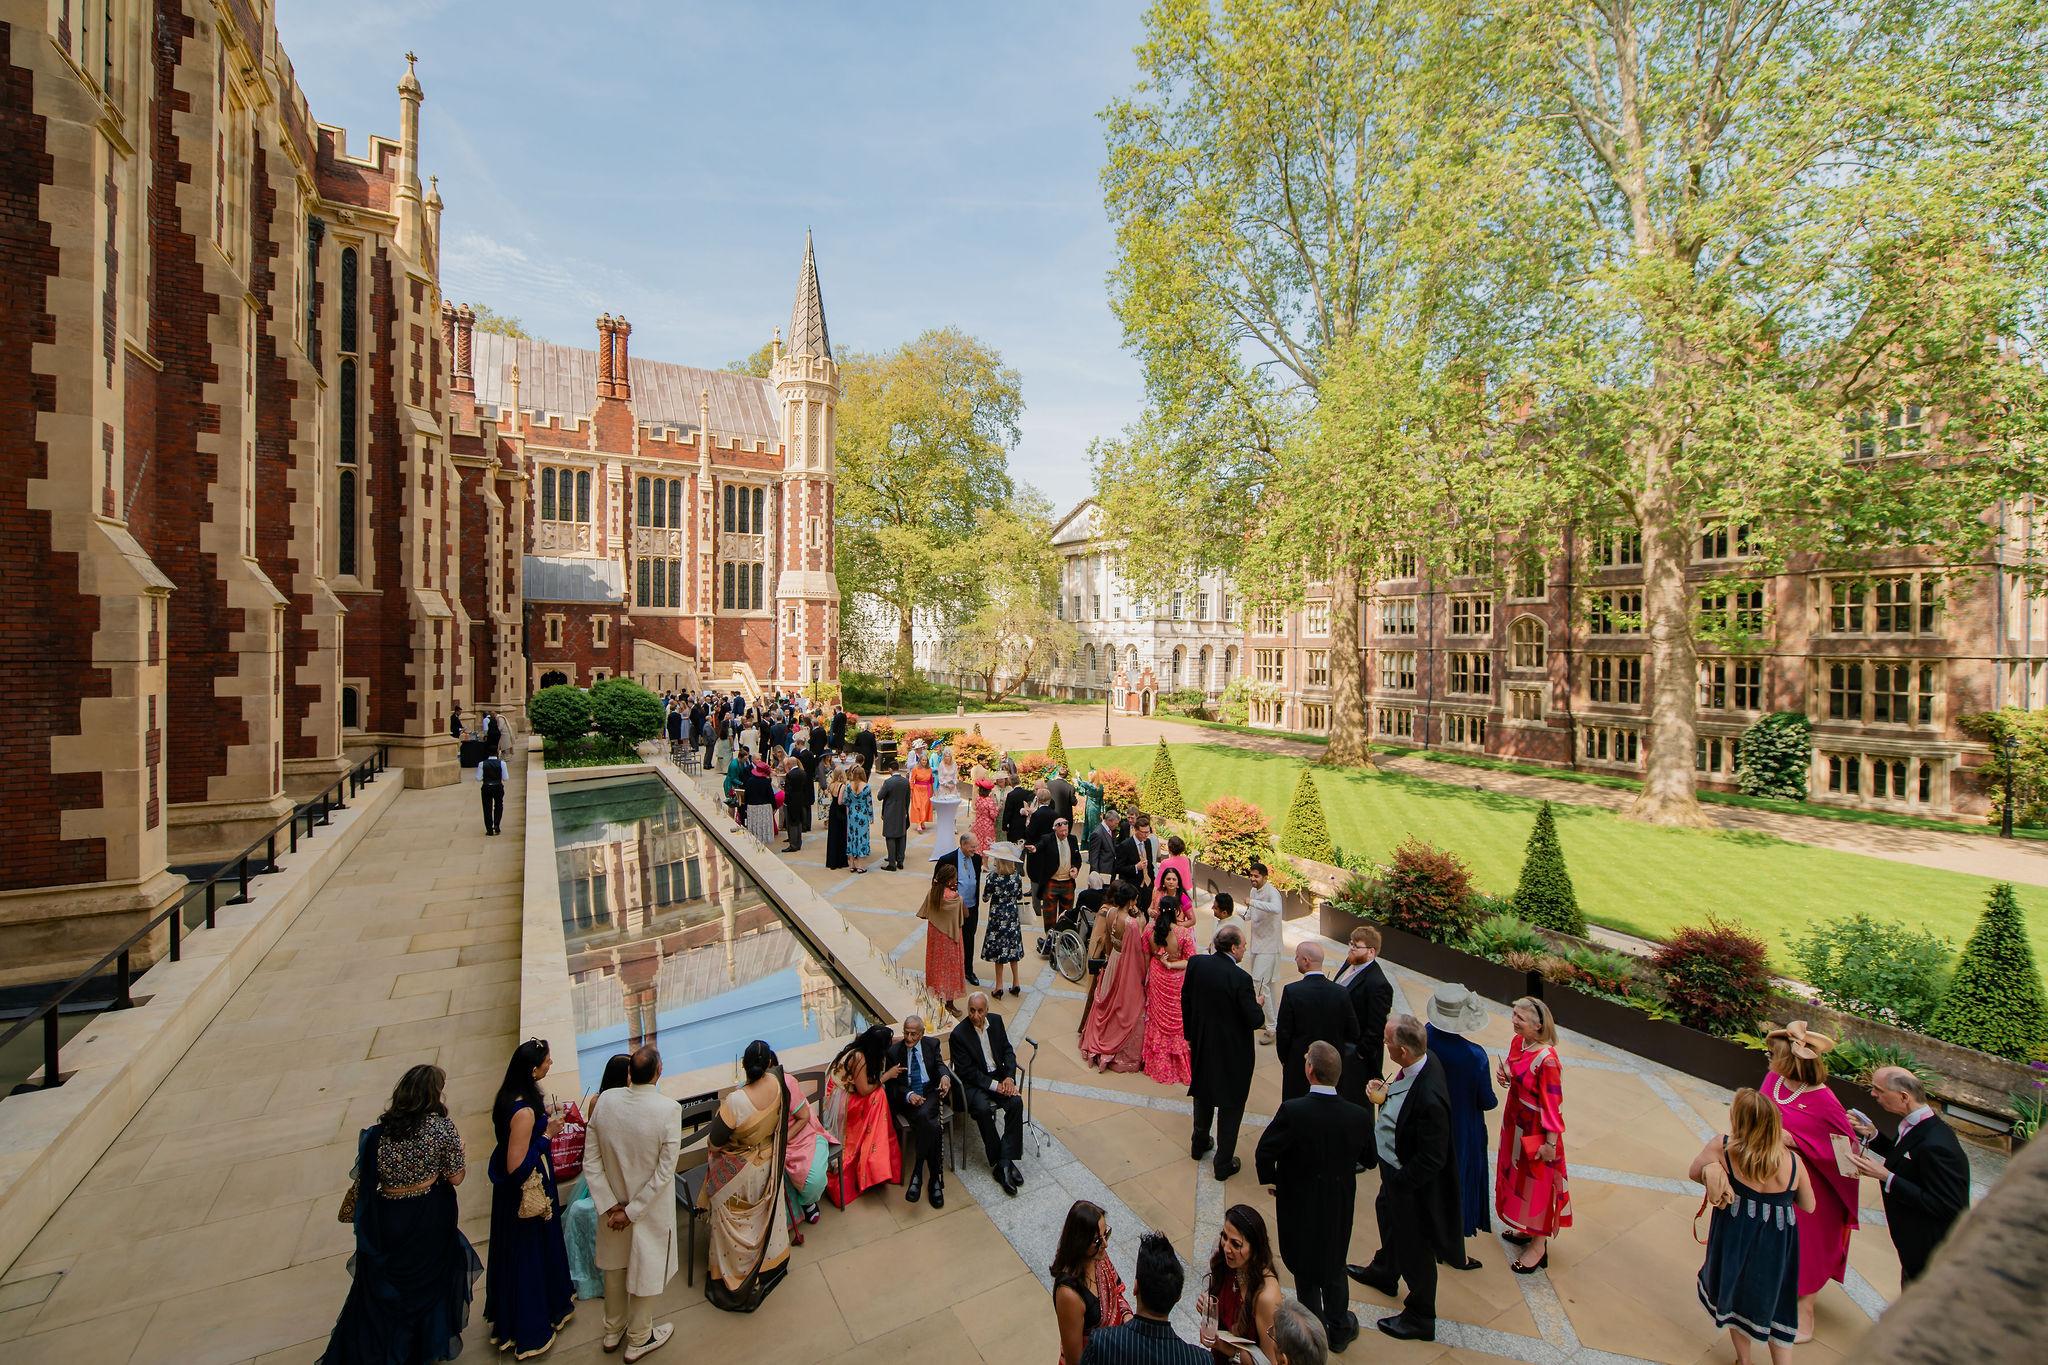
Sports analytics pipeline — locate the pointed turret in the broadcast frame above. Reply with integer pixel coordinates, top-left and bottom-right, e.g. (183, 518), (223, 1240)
(786, 229), (831, 361)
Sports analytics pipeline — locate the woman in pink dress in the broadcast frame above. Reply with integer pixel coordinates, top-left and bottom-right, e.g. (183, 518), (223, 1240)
(1155, 836), (1194, 914)
(1141, 899), (1195, 1086)
(1079, 894), (1150, 1072)
(1761, 1022), (1859, 1342)
(1494, 996), (1573, 1273)
(972, 776), (999, 848)
(919, 864), (967, 1012)
(1150, 868), (1191, 923)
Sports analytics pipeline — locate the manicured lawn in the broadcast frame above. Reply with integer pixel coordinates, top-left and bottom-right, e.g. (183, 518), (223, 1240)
(1059, 742), (2048, 982)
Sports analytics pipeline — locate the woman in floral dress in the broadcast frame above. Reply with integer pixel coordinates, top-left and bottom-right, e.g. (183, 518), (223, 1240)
(1141, 899), (1195, 1086)
(982, 843), (1027, 996)
(846, 766), (874, 872)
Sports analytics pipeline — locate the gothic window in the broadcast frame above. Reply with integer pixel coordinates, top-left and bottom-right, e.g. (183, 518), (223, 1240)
(1510, 617), (1546, 670)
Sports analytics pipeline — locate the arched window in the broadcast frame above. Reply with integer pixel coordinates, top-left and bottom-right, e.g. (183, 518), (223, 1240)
(1511, 616), (1547, 670)
(540, 669), (568, 689)
(1085, 644), (1098, 678)
(1223, 645), (1239, 680)
(340, 685), (360, 730)
(1125, 645), (1139, 679)
(1197, 646), (1213, 690)
(1171, 646), (1185, 685)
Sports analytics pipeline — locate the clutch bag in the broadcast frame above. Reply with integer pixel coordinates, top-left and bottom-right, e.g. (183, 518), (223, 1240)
(336, 1178), (358, 1223)
(517, 1167), (554, 1220)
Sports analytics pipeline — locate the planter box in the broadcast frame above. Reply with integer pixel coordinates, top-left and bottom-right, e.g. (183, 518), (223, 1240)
(1195, 862), (1317, 922)
(1318, 905), (1538, 1006)
(1534, 979), (1764, 1092)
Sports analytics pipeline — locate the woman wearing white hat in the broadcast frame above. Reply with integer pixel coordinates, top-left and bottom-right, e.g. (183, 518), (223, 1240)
(1425, 984), (1498, 1272)
(982, 842), (1028, 996)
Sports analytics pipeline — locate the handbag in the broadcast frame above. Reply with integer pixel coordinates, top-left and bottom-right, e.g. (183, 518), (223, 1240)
(1693, 1146), (1735, 1244)
(336, 1178), (358, 1223)
(518, 1167), (554, 1220)
(337, 1126), (378, 1222)
(550, 1102), (587, 1183)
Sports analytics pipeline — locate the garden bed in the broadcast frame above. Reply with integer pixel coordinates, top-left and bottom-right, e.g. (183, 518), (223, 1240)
(1319, 904), (1536, 1005)
(1196, 861), (1317, 922)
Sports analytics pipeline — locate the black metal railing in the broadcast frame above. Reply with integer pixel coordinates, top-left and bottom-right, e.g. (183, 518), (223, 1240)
(0, 745), (391, 1094)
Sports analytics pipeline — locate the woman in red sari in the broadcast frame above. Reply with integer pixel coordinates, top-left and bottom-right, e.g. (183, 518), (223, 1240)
(821, 1026), (902, 1207)
(1140, 898), (1195, 1086)
(1495, 996), (1573, 1273)
(1761, 1022), (1859, 1342)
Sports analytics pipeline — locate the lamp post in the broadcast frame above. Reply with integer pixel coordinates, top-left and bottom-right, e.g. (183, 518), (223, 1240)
(2001, 732), (2020, 839)
(1102, 682), (1112, 747)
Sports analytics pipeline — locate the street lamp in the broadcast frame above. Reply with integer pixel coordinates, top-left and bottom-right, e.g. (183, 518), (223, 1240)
(1102, 681), (1113, 748)
(2001, 732), (2020, 839)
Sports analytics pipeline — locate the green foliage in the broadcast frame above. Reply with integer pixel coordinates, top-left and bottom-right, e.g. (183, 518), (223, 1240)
(469, 302), (531, 339)
(1277, 768), (1336, 864)
(1651, 918), (1774, 1037)
(2010, 1071), (2048, 1141)
(1142, 737), (1185, 817)
(1217, 678), (1254, 726)
(1158, 688), (1211, 718)
(1510, 802), (1585, 934)
(1958, 710), (2048, 828)
(1012, 750), (1056, 785)
(1828, 1038), (1936, 1090)
(1929, 883), (2048, 1060)
(1091, 766), (1142, 817)
(1361, 838), (1481, 944)
(1736, 713), (1814, 800)
(1467, 913), (1549, 963)
(528, 685), (593, 749)
(589, 678), (664, 748)
(723, 338), (777, 378)
(1045, 723), (1070, 770)
(951, 734), (1000, 771)
(1198, 795), (1273, 875)
(1556, 945), (1645, 1000)
(1791, 913), (1954, 1031)
(542, 735), (639, 770)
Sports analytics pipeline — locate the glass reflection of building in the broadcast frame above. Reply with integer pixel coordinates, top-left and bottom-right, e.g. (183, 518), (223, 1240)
(552, 779), (864, 1082)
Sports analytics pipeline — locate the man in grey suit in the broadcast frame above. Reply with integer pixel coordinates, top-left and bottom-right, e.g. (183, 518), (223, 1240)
(877, 758), (913, 870)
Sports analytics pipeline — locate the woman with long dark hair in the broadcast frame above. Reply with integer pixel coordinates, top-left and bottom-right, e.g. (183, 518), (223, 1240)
(562, 1053), (632, 1300)
(483, 1039), (576, 1358)
(1141, 893), (1195, 1086)
(318, 1064), (482, 1363)
(1049, 1199), (1130, 1364)
(1196, 1204), (1283, 1363)
(820, 1025), (903, 1207)
(702, 1040), (795, 1310)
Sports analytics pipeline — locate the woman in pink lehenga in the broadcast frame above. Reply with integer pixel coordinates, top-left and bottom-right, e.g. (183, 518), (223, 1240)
(1140, 899), (1195, 1086)
(1079, 893), (1150, 1072)
(1760, 1022), (1860, 1343)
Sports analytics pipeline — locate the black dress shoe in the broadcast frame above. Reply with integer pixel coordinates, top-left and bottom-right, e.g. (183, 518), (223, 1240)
(1005, 1161), (1024, 1188)
(1325, 1311), (1360, 1353)
(996, 1168), (1019, 1197)
(1377, 1314), (1434, 1342)
(1502, 1230), (1533, 1247)
(1450, 1255), (1484, 1272)
(1213, 1157), (1241, 1181)
(1191, 1138), (1213, 1162)
(905, 1172), (922, 1203)
(928, 1180), (945, 1209)
(1346, 1264), (1398, 1297)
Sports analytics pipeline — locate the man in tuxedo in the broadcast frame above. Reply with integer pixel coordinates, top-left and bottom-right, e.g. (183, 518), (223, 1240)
(876, 759), (912, 870)
(778, 756), (812, 852)
(1333, 926), (1394, 1167)
(933, 832), (985, 987)
(830, 707), (848, 752)
(1047, 768), (1077, 826)
(1130, 812), (1161, 896)
(1001, 775), (1032, 844)
(811, 716), (831, 756)
(886, 1013), (954, 1208)
(1182, 923), (1262, 1180)
(1257, 1042), (1374, 1353)
(1347, 1015), (1462, 1343)
(1275, 943), (1360, 1103)
(1087, 808), (1123, 892)
(949, 992), (1026, 1195)
(852, 723), (877, 774)
(794, 734), (823, 786)
(1850, 1066), (1971, 1283)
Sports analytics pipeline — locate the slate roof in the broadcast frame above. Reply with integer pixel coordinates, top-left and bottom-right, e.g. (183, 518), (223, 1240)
(472, 331), (781, 443)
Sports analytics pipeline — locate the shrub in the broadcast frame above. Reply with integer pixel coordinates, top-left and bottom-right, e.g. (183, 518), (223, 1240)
(1218, 677), (1254, 726)
(1143, 738), (1186, 818)
(1369, 838), (1480, 944)
(1651, 917), (1774, 1036)
(1199, 795), (1274, 875)
(1829, 1038), (1936, 1089)
(1791, 913), (1954, 1031)
(1502, 949), (1546, 974)
(1159, 688), (1210, 719)
(543, 735), (640, 770)
(1046, 723), (1070, 769)
(1511, 802), (1585, 935)
(1736, 711), (1813, 799)
(1468, 913), (1549, 962)
(1013, 750), (1055, 784)
(1092, 766), (1142, 816)
(528, 685), (594, 749)
(1466, 891), (1516, 924)
(1277, 768), (1336, 864)
(869, 718), (899, 742)
(952, 733), (1000, 771)
(1927, 882), (2048, 1060)
(1959, 709), (2048, 828)
(589, 678), (664, 748)
(1333, 870), (1377, 917)
(1560, 945), (1643, 999)
(901, 726), (962, 749)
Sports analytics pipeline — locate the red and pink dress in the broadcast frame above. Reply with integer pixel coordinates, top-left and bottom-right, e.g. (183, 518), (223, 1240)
(1140, 919), (1195, 1086)
(1763, 1070), (1859, 1295)
(1495, 1036), (1573, 1238)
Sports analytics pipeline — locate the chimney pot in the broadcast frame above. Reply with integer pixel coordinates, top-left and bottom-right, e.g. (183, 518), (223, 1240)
(613, 316), (632, 401)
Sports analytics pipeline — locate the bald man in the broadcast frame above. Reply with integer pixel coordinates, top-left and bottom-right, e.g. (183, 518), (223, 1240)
(1275, 942), (1359, 1103)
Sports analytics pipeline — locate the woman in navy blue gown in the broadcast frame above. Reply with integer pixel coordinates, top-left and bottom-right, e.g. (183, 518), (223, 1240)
(484, 1039), (576, 1358)
(1426, 984), (1498, 1270)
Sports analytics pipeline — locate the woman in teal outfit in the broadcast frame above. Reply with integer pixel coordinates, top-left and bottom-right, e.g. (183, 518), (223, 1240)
(559, 1053), (630, 1300)
(846, 765), (874, 871)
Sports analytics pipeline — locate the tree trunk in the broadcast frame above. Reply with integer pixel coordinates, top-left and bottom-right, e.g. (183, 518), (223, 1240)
(1326, 556), (1371, 766)
(894, 604), (916, 686)
(1629, 472), (1711, 826)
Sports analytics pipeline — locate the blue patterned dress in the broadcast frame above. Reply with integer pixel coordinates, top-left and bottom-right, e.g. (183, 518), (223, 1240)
(847, 781), (873, 859)
(982, 871), (1023, 963)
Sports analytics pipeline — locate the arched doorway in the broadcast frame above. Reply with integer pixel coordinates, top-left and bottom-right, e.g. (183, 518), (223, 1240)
(540, 670), (568, 689)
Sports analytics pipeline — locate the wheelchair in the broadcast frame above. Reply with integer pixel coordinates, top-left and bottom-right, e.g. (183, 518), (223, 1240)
(1040, 891), (1100, 984)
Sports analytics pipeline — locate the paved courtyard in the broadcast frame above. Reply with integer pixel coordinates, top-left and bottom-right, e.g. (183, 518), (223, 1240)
(0, 749), (1977, 1364)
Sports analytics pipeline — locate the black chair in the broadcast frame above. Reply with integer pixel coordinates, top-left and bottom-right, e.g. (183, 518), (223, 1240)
(670, 1090), (723, 1286)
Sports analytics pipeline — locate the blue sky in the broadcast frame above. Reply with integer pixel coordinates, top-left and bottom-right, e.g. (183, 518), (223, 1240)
(279, 0), (1148, 513)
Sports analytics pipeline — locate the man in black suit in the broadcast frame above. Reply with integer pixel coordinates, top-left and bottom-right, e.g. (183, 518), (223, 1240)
(876, 760), (912, 870)
(1850, 1066), (1971, 1283)
(949, 992), (1026, 1195)
(829, 707), (848, 752)
(1001, 775), (1032, 844)
(1275, 943), (1360, 1103)
(1258, 1042), (1374, 1353)
(852, 723), (877, 773)
(794, 735), (822, 785)
(811, 717), (830, 756)
(1333, 925), (1394, 1167)
(1182, 923), (1262, 1180)
(768, 713), (792, 755)
(1347, 1014), (1462, 1343)
(932, 832), (986, 987)
(886, 1013), (955, 1208)
(1087, 808), (1123, 893)
(780, 756), (814, 852)
(1047, 769), (1077, 826)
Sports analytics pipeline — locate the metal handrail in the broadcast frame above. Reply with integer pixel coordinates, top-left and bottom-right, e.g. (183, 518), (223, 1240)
(0, 744), (392, 1093)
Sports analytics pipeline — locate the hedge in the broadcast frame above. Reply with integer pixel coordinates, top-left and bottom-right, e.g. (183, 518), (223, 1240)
(1511, 802), (1585, 935)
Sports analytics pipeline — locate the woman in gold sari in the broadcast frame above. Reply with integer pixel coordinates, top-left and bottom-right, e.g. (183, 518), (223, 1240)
(700, 1041), (792, 1312)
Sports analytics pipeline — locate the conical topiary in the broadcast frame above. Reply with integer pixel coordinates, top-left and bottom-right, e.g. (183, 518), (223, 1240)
(1142, 737), (1185, 819)
(1511, 802), (1585, 935)
(1277, 767), (1336, 864)
(1928, 882), (2048, 1060)
(1046, 722), (1069, 770)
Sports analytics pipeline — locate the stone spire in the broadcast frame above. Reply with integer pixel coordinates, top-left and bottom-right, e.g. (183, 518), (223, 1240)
(786, 229), (830, 362)
(395, 53), (425, 256)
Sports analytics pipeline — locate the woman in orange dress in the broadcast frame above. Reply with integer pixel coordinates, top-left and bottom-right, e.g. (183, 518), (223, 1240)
(820, 1026), (903, 1208)
(920, 864), (967, 1012)
(1495, 996), (1573, 1273)
(909, 749), (934, 832)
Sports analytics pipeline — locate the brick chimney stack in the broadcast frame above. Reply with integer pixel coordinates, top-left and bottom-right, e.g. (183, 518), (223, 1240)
(612, 317), (632, 401)
(595, 314), (616, 397)
(453, 303), (474, 393)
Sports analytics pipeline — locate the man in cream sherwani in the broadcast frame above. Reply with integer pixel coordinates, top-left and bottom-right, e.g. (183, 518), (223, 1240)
(584, 1045), (682, 1360)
